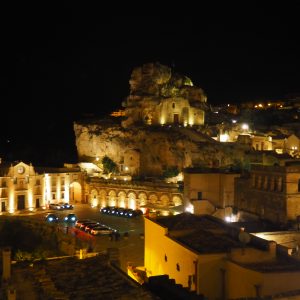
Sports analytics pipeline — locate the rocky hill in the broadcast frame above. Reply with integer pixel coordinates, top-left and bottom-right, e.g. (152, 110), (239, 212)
(74, 120), (258, 177)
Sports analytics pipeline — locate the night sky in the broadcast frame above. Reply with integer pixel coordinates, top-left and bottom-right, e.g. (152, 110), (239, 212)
(2, 3), (300, 165)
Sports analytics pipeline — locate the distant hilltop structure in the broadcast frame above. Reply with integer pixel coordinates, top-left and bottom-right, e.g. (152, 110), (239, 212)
(122, 62), (208, 128)
(110, 110), (125, 117)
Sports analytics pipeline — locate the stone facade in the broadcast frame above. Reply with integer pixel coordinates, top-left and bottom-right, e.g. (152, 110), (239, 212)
(235, 163), (300, 223)
(184, 169), (240, 211)
(86, 177), (183, 214)
(0, 161), (83, 213)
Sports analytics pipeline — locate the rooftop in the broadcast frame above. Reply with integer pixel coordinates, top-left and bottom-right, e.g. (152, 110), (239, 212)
(154, 213), (241, 254)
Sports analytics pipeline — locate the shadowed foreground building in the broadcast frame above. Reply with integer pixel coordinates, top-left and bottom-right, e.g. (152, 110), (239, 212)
(144, 213), (300, 299)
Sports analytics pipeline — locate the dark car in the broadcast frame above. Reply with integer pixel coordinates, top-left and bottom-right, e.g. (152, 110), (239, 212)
(62, 203), (74, 210)
(63, 213), (77, 223)
(45, 213), (59, 223)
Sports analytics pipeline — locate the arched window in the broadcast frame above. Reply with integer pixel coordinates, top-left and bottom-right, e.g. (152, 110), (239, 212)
(172, 103), (175, 109)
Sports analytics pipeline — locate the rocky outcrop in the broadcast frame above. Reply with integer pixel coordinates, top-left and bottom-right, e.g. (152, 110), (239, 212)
(74, 120), (257, 177)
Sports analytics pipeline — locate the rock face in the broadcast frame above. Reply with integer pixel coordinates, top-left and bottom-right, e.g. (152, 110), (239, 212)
(74, 120), (255, 177)
(122, 62), (208, 128)
(74, 62), (261, 177)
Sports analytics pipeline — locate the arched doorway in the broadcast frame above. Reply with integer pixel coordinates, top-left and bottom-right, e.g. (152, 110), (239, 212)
(118, 191), (127, 208)
(90, 189), (98, 207)
(108, 190), (117, 207)
(99, 190), (107, 208)
(127, 191), (137, 210)
(69, 182), (82, 204)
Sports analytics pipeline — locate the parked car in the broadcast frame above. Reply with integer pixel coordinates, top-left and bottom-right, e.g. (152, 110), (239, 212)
(63, 213), (77, 223)
(75, 219), (92, 228)
(90, 226), (115, 236)
(85, 223), (103, 233)
(80, 221), (100, 231)
(49, 203), (63, 210)
(59, 202), (74, 210)
(45, 213), (59, 223)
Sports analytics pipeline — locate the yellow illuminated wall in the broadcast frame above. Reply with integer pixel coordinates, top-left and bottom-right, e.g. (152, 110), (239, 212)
(158, 98), (204, 126)
(144, 217), (227, 298)
(226, 260), (300, 298)
(184, 172), (240, 209)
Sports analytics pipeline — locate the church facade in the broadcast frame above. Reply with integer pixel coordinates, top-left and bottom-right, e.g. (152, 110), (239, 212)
(0, 161), (83, 213)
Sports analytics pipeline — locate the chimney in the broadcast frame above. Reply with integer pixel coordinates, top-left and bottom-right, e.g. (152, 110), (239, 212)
(268, 241), (277, 257)
(7, 289), (16, 300)
(2, 247), (11, 281)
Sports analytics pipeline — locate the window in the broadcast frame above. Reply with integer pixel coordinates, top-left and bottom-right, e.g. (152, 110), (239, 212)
(197, 192), (202, 200)
(62, 193), (64, 199)
(172, 103), (175, 109)
(52, 194), (56, 200)
(298, 179), (300, 192)
(164, 254), (167, 262)
(176, 263), (180, 271)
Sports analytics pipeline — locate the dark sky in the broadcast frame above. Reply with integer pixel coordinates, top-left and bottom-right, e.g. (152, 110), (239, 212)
(1, 3), (300, 165)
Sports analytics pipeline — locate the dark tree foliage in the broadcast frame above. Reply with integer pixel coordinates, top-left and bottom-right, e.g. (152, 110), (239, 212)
(102, 155), (118, 173)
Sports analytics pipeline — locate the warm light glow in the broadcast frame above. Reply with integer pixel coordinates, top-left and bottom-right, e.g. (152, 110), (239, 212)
(188, 118), (194, 126)
(64, 175), (70, 201)
(258, 103), (263, 108)
(28, 189), (33, 209)
(9, 191), (14, 212)
(268, 103), (271, 106)
(241, 123), (249, 131)
(275, 149), (283, 154)
(92, 198), (98, 208)
(128, 198), (136, 210)
(124, 166), (129, 171)
(220, 133), (229, 142)
(185, 204), (194, 214)
(183, 121), (187, 127)
(160, 210), (169, 216)
(160, 116), (165, 125)
(45, 174), (51, 202)
(232, 119), (237, 123)
(96, 157), (100, 161)
(225, 214), (238, 222)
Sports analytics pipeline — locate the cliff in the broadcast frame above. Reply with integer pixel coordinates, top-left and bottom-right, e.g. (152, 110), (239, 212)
(74, 120), (256, 177)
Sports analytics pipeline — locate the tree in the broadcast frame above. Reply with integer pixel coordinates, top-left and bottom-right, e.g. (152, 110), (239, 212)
(163, 166), (179, 178)
(102, 155), (118, 174)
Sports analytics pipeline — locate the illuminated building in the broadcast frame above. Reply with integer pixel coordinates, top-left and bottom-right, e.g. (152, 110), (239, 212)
(0, 161), (83, 213)
(235, 161), (300, 223)
(144, 213), (300, 299)
(183, 168), (240, 221)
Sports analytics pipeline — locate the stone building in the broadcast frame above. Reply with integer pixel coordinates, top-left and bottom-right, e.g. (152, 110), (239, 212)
(122, 62), (207, 128)
(183, 168), (240, 219)
(87, 177), (183, 216)
(0, 161), (83, 213)
(144, 213), (300, 299)
(235, 162), (300, 224)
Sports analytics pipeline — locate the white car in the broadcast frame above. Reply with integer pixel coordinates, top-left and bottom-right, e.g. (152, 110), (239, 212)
(90, 226), (115, 235)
